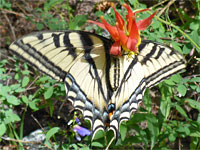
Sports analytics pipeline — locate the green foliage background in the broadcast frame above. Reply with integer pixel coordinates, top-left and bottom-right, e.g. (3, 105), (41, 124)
(0, 0), (200, 149)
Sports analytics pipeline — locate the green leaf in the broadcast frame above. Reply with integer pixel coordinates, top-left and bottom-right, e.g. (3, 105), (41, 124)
(191, 30), (200, 45)
(92, 130), (104, 140)
(22, 69), (29, 75)
(29, 99), (40, 111)
(189, 21), (200, 30)
(0, 123), (6, 136)
(36, 76), (50, 83)
(21, 95), (29, 105)
(170, 74), (182, 83)
(14, 73), (20, 80)
(169, 132), (177, 142)
(6, 95), (21, 105)
(183, 45), (192, 54)
(15, 87), (25, 93)
(146, 114), (159, 149)
(171, 42), (182, 53)
(36, 22), (44, 30)
(159, 96), (171, 119)
(190, 131), (200, 137)
(91, 142), (104, 147)
(22, 76), (29, 87)
(190, 77), (200, 82)
(44, 86), (54, 99)
(80, 147), (90, 150)
(70, 144), (78, 150)
(69, 15), (88, 30)
(120, 123), (127, 141)
(177, 84), (187, 96)
(48, 99), (54, 117)
(164, 79), (175, 86)
(176, 125), (190, 137)
(0, 86), (10, 97)
(175, 105), (188, 118)
(143, 89), (152, 112)
(152, 20), (162, 29)
(4, 109), (21, 124)
(128, 113), (146, 124)
(45, 127), (60, 141)
(10, 84), (21, 90)
(186, 99), (200, 111)
(43, 0), (64, 11)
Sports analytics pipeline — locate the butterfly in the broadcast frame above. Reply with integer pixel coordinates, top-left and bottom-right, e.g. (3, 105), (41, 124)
(9, 30), (186, 140)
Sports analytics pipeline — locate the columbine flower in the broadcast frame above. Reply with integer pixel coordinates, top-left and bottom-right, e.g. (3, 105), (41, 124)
(88, 3), (157, 56)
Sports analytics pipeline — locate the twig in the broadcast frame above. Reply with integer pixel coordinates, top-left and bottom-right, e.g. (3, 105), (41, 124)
(160, 37), (187, 44)
(31, 114), (45, 132)
(157, 0), (175, 17)
(1, 136), (41, 144)
(25, 86), (38, 91)
(149, 0), (170, 10)
(105, 136), (115, 150)
(173, 2), (185, 24)
(31, 115), (55, 150)
(2, 11), (16, 41)
(15, 1), (30, 16)
(185, 74), (200, 79)
(0, 8), (25, 17)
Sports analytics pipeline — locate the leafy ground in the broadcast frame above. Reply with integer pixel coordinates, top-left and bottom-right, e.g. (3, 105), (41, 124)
(0, 0), (200, 149)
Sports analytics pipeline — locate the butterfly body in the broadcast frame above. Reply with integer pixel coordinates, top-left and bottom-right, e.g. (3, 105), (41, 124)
(9, 30), (186, 139)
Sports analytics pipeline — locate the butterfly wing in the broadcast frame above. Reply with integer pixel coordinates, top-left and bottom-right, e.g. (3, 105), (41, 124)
(9, 30), (113, 138)
(108, 40), (186, 138)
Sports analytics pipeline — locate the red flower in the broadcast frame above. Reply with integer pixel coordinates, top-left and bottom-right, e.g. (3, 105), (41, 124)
(88, 4), (157, 56)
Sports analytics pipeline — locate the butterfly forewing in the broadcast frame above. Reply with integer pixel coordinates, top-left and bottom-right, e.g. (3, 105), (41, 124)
(9, 31), (186, 140)
(138, 41), (186, 88)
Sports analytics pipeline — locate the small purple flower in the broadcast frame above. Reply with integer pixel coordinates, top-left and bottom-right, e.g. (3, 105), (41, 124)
(75, 118), (81, 125)
(73, 125), (91, 137)
(68, 116), (91, 141)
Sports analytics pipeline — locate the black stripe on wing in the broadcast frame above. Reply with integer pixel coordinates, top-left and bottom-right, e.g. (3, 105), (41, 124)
(64, 73), (109, 140)
(10, 37), (67, 80)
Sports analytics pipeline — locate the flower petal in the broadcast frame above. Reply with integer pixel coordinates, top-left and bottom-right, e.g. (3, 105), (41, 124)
(112, 6), (124, 30)
(127, 38), (138, 53)
(100, 16), (119, 41)
(133, 8), (149, 14)
(87, 20), (106, 30)
(73, 125), (91, 137)
(116, 27), (128, 46)
(110, 41), (122, 56)
(123, 3), (134, 33)
(75, 118), (81, 125)
(129, 16), (140, 40)
(137, 11), (157, 30)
